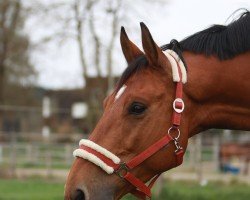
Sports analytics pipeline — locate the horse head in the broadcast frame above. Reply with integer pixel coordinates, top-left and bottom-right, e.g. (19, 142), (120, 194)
(65, 23), (190, 200)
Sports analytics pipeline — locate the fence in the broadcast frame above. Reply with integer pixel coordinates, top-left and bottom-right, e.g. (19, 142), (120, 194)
(0, 132), (83, 178)
(0, 134), (218, 175)
(0, 131), (249, 180)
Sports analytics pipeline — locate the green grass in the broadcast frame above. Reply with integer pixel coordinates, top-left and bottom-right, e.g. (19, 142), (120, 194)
(124, 181), (250, 200)
(0, 179), (249, 200)
(155, 181), (250, 200)
(0, 179), (63, 200)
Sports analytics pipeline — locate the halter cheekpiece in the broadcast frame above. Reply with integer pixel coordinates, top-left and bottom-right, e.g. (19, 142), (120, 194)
(73, 48), (187, 200)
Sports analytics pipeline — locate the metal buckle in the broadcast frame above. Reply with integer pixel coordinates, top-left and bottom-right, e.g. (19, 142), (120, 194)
(173, 139), (183, 153)
(173, 98), (184, 113)
(115, 162), (129, 178)
(168, 127), (183, 153)
(168, 127), (180, 140)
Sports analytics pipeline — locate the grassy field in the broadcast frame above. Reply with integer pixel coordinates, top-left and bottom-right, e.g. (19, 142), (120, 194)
(156, 181), (250, 200)
(0, 178), (249, 200)
(0, 179), (63, 200)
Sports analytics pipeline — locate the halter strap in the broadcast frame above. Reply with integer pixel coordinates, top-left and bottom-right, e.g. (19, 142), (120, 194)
(74, 134), (181, 199)
(73, 49), (186, 199)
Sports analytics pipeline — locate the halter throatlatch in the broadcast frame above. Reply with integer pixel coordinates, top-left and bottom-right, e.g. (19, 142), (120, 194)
(73, 49), (186, 199)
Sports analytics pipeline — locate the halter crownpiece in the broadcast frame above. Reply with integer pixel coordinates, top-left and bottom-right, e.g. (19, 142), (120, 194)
(73, 49), (186, 200)
(163, 49), (187, 83)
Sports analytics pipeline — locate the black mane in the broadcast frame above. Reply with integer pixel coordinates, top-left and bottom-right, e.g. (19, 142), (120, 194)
(117, 11), (250, 89)
(180, 11), (250, 60)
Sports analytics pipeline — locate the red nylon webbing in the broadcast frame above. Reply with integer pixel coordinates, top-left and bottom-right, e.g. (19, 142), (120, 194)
(124, 172), (151, 197)
(130, 174), (161, 200)
(126, 134), (172, 169)
(172, 55), (183, 126)
(175, 149), (184, 166)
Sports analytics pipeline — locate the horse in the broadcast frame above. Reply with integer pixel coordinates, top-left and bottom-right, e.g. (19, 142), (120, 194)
(64, 11), (250, 200)
(220, 142), (250, 175)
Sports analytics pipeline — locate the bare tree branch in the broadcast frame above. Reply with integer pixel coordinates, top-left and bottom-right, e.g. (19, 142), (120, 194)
(106, 0), (122, 91)
(0, 0), (22, 103)
(74, 0), (88, 80)
(88, 2), (102, 77)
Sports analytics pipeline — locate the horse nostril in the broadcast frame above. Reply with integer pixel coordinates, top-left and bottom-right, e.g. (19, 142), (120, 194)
(74, 189), (85, 200)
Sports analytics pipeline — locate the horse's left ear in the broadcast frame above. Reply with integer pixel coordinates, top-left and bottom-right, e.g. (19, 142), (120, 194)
(140, 22), (164, 66)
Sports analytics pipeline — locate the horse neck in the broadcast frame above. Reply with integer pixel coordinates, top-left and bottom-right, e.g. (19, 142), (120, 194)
(183, 51), (250, 137)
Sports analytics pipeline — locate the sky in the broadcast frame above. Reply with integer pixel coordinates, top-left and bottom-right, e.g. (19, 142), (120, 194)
(26, 0), (250, 89)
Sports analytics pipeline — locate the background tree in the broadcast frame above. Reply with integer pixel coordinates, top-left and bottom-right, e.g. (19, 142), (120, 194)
(72, 0), (123, 129)
(0, 0), (36, 105)
(31, 0), (168, 131)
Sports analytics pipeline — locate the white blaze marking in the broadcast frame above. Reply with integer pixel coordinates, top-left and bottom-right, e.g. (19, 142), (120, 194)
(115, 85), (127, 100)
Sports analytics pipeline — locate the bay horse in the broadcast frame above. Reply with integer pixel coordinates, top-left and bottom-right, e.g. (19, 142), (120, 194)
(220, 142), (250, 175)
(65, 11), (250, 200)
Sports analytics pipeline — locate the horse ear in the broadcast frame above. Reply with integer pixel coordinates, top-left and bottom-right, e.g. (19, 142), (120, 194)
(120, 26), (143, 63)
(140, 22), (163, 66)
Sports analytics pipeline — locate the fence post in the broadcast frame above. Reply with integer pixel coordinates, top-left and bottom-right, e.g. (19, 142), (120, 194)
(195, 134), (203, 184)
(188, 138), (196, 170)
(42, 96), (51, 138)
(213, 135), (220, 171)
(0, 144), (2, 164)
(46, 146), (52, 177)
(26, 144), (32, 163)
(65, 144), (72, 166)
(10, 132), (17, 177)
(33, 145), (39, 165)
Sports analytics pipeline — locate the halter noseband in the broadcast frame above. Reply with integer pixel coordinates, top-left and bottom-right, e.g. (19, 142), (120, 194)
(73, 49), (186, 199)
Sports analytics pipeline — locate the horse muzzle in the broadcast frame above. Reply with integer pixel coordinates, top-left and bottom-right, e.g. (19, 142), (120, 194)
(64, 157), (121, 200)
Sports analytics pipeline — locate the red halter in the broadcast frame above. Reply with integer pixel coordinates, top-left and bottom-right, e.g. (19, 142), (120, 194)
(76, 54), (185, 199)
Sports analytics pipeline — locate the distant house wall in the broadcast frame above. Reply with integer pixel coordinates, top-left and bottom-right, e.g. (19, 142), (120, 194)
(0, 76), (120, 135)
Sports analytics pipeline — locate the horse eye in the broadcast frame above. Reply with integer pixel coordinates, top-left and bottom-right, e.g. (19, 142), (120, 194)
(128, 102), (147, 115)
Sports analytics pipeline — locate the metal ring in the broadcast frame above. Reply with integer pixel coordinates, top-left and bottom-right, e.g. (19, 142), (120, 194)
(173, 98), (184, 113)
(168, 127), (180, 140)
(115, 163), (129, 179)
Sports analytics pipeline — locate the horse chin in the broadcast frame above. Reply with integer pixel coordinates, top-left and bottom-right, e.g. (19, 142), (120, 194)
(113, 183), (137, 200)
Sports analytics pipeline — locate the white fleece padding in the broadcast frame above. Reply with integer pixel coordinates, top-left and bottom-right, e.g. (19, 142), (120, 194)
(165, 50), (187, 83)
(79, 139), (121, 164)
(163, 51), (180, 82)
(73, 149), (114, 174)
